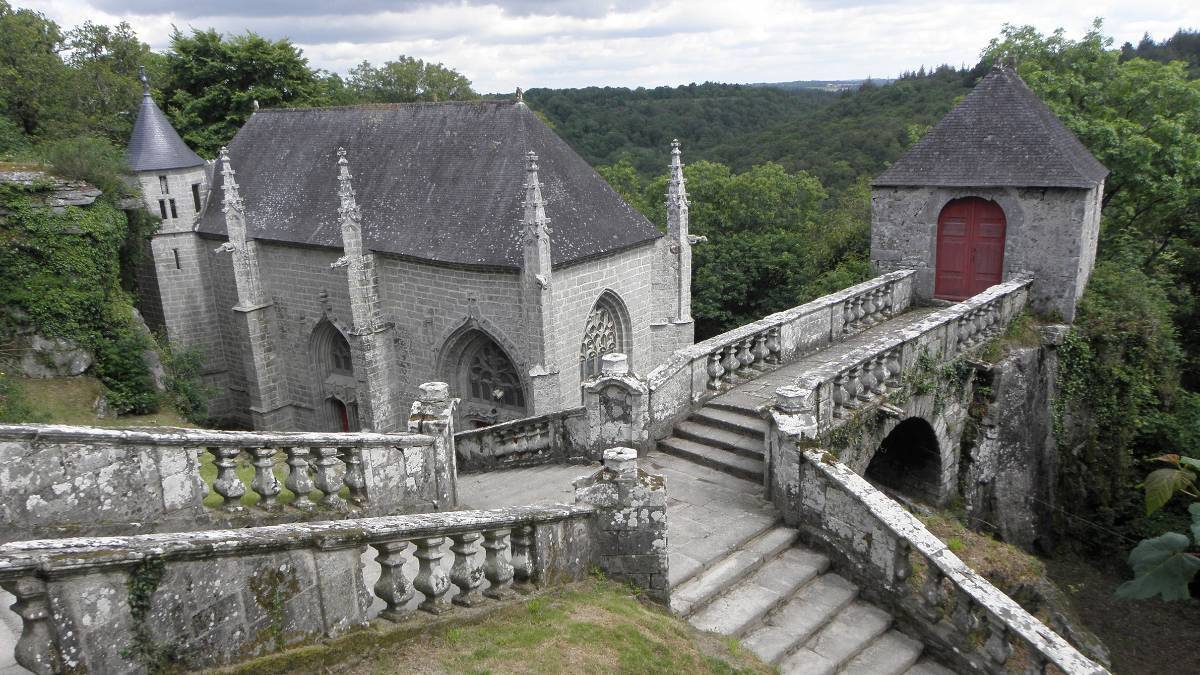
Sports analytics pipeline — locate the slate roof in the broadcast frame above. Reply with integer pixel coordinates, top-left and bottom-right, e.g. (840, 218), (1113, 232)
(126, 89), (205, 172)
(196, 102), (661, 268)
(873, 67), (1107, 189)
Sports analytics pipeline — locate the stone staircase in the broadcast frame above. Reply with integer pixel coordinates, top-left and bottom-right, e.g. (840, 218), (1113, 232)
(670, 524), (951, 675)
(658, 402), (769, 482)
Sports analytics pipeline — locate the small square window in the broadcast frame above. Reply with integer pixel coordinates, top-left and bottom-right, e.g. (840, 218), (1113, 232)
(169, 199), (178, 219)
(158, 200), (167, 219)
(158, 176), (169, 194)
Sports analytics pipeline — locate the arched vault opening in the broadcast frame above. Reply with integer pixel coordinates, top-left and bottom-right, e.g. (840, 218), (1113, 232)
(865, 417), (943, 503)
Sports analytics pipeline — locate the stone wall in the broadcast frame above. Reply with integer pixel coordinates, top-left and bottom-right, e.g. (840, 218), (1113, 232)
(0, 417), (455, 543)
(454, 407), (588, 472)
(870, 184), (1102, 322)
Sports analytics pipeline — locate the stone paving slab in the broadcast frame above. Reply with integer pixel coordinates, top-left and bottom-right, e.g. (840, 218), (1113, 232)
(711, 308), (940, 414)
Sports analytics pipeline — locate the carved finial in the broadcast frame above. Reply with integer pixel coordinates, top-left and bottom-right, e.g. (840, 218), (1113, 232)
(515, 87), (524, 103)
(219, 146), (243, 214)
(523, 149), (551, 238)
(336, 147), (361, 224)
(668, 139), (687, 205)
(139, 65), (150, 95)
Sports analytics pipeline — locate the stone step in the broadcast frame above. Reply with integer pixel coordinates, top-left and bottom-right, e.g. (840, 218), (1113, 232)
(691, 406), (769, 436)
(905, 659), (957, 675)
(779, 601), (893, 675)
(689, 547), (829, 638)
(670, 526), (800, 617)
(674, 420), (764, 459)
(841, 630), (924, 675)
(741, 572), (859, 664)
(657, 436), (763, 482)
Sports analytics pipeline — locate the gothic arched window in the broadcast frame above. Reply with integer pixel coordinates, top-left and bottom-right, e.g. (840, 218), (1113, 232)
(580, 291), (630, 379)
(466, 339), (525, 408)
(331, 335), (353, 374)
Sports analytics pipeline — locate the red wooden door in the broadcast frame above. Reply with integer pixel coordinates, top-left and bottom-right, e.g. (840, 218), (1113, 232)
(935, 198), (1006, 300)
(334, 399), (351, 432)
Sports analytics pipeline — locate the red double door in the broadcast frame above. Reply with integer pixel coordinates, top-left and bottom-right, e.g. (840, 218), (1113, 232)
(934, 197), (1006, 301)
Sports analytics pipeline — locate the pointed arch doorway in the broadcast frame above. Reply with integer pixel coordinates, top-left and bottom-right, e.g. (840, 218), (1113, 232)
(934, 197), (1006, 301)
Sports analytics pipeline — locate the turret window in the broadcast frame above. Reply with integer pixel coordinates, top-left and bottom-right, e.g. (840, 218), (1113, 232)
(191, 183), (201, 211)
(158, 200), (167, 219)
(169, 199), (178, 219)
(158, 175), (169, 194)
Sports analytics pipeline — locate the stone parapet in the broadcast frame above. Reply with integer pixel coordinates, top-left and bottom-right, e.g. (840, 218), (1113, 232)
(0, 503), (595, 673)
(574, 447), (668, 601)
(454, 406), (588, 472)
(645, 270), (916, 440)
(582, 353), (650, 454)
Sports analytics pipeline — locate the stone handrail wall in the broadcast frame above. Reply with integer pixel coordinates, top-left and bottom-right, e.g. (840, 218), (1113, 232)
(0, 419), (455, 543)
(784, 445), (1106, 674)
(454, 406), (588, 472)
(645, 270), (916, 439)
(781, 277), (1031, 433)
(0, 504), (596, 673)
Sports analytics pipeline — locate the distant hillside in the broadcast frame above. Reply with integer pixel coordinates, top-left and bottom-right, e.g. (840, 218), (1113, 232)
(750, 78), (895, 92)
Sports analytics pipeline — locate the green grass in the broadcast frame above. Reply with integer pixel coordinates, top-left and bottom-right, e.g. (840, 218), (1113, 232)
(224, 580), (772, 675)
(196, 452), (349, 508)
(13, 375), (192, 427)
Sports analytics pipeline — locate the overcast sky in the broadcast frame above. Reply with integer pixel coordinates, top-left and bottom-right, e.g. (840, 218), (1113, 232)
(21, 0), (1200, 93)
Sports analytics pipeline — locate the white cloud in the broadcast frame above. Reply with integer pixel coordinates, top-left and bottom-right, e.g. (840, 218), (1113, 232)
(19, 0), (1200, 92)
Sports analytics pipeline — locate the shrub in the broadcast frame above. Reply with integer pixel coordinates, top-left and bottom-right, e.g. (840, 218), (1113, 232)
(39, 134), (133, 199)
(161, 342), (213, 424)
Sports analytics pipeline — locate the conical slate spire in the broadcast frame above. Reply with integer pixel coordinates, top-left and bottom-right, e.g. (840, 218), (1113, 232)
(522, 150), (550, 240)
(127, 65), (204, 172)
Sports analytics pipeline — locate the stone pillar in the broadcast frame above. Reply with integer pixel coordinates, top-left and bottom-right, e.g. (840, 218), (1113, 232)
(213, 147), (291, 429)
(574, 447), (668, 602)
(408, 381), (460, 509)
(651, 140), (702, 361)
(766, 384), (819, 525)
(331, 148), (401, 432)
(581, 353), (649, 456)
(519, 151), (562, 413)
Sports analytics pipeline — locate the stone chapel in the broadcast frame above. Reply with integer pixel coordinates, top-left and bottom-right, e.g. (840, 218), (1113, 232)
(128, 76), (697, 433)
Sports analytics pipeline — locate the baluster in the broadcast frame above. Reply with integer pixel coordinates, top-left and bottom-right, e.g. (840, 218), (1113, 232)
(919, 564), (946, 621)
(283, 446), (314, 510)
(211, 446), (245, 511)
(832, 373), (848, 418)
(338, 446), (367, 508)
(983, 615), (1013, 667)
(765, 327), (782, 363)
(856, 361), (876, 402)
(880, 283), (894, 317)
(870, 354), (888, 395)
(956, 317), (971, 353)
(892, 541), (913, 586)
(511, 524), (535, 591)
(885, 348), (903, 389)
(449, 532), (485, 607)
(249, 447), (280, 509)
(413, 537), (452, 614)
(987, 304), (1000, 337)
(842, 299), (854, 334)
(843, 367), (861, 409)
(737, 338), (755, 370)
(1, 577), (59, 674)
(721, 344), (740, 384)
(372, 541), (414, 621)
(1022, 651), (1049, 675)
(311, 447), (344, 508)
(753, 332), (771, 365)
(515, 427), (529, 455)
(950, 591), (981, 634)
(482, 528), (516, 600)
(861, 290), (878, 326)
(706, 351), (725, 390)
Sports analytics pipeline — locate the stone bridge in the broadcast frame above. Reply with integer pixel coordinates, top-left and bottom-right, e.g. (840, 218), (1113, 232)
(0, 273), (1106, 675)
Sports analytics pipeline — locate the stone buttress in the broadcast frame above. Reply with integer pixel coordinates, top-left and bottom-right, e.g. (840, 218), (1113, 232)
(520, 151), (563, 413)
(214, 148), (292, 428)
(332, 149), (402, 433)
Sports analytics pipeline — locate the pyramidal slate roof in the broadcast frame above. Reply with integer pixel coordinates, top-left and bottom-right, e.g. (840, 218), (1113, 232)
(126, 80), (205, 172)
(873, 67), (1107, 189)
(196, 101), (661, 268)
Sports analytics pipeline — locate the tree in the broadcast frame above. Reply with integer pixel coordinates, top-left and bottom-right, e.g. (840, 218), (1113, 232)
(0, 1), (72, 137)
(346, 56), (476, 103)
(1116, 454), (1200, 601)
(63, 21), (159, 143)
(162, 28), (331, 156)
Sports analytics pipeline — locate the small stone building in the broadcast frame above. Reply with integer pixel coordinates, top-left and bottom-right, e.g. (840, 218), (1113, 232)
(870, 66), (1107, 321)
(130, 87), (697, 432)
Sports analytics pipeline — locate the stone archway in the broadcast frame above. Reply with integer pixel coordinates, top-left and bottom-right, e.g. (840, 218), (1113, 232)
(310, 319), (359, 432)
(865, 417), (942, 504)
(579, 290), (632, 382)
(439, 327), (528, 428)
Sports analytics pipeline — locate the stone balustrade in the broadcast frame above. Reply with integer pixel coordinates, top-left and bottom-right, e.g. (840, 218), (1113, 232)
(645, 270), (916, 439)
(454, 406), (587, 472)
(772, 439), (1106, 674)
(789, 278), (1031, 431)
(0, 384), (460, 542)
(0, 504), (596, 673)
